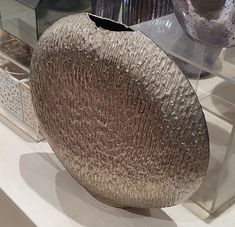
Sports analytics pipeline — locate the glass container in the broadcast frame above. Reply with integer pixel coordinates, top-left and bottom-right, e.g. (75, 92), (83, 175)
(0, 29), (43, 141)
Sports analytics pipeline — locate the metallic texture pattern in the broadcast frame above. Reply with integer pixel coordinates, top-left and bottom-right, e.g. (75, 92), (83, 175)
(172, 0), (235, 47)
(30, 13), (209, 208)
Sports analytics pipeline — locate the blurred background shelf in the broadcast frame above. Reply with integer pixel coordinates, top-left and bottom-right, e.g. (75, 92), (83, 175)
(0, 29), (43, 142)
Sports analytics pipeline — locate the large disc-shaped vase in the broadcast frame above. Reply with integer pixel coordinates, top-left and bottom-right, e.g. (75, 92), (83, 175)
(30, 13), (210, 208)
(172, 0), (235, 47)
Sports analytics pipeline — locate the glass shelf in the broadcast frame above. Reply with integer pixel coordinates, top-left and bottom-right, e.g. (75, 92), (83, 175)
(133, 14), (235, 84)
(133, 14), (235, 215)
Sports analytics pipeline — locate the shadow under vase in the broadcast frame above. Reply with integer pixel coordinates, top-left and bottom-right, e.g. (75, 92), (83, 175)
(19, 152), (178, 227)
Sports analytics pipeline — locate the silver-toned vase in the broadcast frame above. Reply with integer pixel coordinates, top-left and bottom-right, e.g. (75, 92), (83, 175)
(172, 0), (235, 47)
(30, 13), (209, 208)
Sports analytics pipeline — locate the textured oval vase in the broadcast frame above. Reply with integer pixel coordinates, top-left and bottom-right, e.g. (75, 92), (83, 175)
(30, 13), (210, 208)
(172, 0), (235, 47)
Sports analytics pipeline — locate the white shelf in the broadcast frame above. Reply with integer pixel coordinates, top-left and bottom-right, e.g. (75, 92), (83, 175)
(0, 120), (235, 227)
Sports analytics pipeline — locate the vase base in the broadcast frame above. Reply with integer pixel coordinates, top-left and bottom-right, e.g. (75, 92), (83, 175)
(91, 193), (126, 208)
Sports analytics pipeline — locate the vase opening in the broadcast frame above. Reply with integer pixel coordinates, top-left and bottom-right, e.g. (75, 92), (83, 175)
(88, 14), (133, 32)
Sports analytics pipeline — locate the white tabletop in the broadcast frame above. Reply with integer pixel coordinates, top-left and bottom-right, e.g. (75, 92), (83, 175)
(0, 121), (235, 227)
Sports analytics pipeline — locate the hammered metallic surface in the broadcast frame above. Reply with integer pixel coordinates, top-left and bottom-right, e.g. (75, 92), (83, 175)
(30, 13), (210, 208)
(172, 0), (235, 47)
